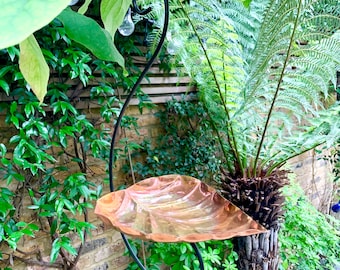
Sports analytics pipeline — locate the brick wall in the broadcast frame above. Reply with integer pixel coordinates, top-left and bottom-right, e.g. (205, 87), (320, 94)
(288, 149), (334, 213)
(0, 102), (170, 270)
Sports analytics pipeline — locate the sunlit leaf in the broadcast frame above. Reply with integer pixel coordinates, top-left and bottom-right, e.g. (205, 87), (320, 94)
(19, 35), (49, 103)
(0, 80), (10, 95)
(78, 0), (93, 14)
(101, 0), (131, 39)
(57, 8), (124, 67)
(28, 223), (39, 231)
(0, 0), (70, 49)
(15, 222), (27, 227)
(60, 237), (77, 255)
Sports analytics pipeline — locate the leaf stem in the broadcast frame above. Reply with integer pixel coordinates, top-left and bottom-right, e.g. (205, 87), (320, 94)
(178, 1), (244, 174)
(253, 0), (303, 175)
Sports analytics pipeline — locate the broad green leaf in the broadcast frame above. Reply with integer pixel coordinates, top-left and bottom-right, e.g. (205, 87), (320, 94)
(63, 199), (76, 214)
(57, 8), (124, 67)
(0, 0), (70, 49)
(78, 0), (93, 15)
(15, 221), (27, 227)
(60, 237), (77, 255)
(0, 80), (10, 95)
(21, 228), (35, 237)
(19, 35), (49, 103)
(28, 223), (39, 231)
(101, 0), (131, 38)
(0, 143), (6, 156)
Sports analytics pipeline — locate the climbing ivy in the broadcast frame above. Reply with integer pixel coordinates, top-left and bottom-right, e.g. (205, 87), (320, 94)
(0, 16), (147, 269)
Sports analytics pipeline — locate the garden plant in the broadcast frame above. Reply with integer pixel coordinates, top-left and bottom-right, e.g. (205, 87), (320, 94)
(0, 3), (148, 268)
(0, 0), (339, 269)
(126, 98), (340, 269)
(0, 0), (132, 102)
(168, 0), (340, 269)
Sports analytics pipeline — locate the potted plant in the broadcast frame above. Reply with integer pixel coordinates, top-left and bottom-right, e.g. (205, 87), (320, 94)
(170, 0), (340, 269)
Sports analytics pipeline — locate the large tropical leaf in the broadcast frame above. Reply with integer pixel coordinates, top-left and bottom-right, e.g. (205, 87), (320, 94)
(0, 0), (70, 49)
(101, 0), (131, 42)
(57, 8), (125, 67)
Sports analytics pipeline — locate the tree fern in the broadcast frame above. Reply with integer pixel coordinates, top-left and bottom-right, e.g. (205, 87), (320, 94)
(170, 0), (340, 177)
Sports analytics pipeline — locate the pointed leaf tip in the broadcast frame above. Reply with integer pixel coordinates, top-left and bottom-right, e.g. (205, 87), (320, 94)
(19, 35), (49, 103)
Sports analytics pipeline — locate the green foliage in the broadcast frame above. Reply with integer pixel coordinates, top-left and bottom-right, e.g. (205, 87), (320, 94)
(125, 97), (222, 183)
(57, 7), (124, 67)
(0, 0), (70, 49)
(0, 0), (132, 101)
(170, 0), (340, 177)
(19, 35), (49, 103)
(0, 18), (142, 268)
(126, 240), (238, 270)
(101, 0), (131, 39)
(0, 183), (39, 252)
(279, 182), (340, 270)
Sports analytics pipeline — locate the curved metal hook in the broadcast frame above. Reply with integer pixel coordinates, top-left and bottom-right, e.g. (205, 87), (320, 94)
(108, 0), (205, 268)
(108, 0), (168, 193)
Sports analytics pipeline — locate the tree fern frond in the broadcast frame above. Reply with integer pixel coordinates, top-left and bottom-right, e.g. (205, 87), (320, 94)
(281, 75), (323, 107)
(170, 0), (340, 176)
(220, 0), (264, 51)
(268, 104), (340, 171)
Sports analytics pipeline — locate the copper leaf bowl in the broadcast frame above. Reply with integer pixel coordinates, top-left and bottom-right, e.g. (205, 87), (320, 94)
(95, 175), (267, 242)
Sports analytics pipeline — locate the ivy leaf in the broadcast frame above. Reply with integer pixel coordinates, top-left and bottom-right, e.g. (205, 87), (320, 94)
(57, 8), (124, 67)
(19, 35), (49, 103)
(0, 0), (70, 49)
(101, 0), (131, 40)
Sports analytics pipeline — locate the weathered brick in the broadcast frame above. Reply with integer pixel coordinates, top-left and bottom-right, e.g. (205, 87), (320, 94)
(92, 262), (109, 270)
(81, 238), (107, 255)
(136, 114), (160, 127)
(288, 149), (333, 212)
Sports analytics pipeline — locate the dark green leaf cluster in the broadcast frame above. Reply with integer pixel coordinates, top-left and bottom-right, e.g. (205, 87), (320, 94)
(280, 181), (340, 270)
(124, 97), (222, 184)
(126, 239), (238, 270)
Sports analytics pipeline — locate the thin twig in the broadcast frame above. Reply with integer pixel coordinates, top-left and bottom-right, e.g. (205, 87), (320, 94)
(71, 207), (89, 268)
(2, 252), (63, 269)
(73, 137), (85, 172)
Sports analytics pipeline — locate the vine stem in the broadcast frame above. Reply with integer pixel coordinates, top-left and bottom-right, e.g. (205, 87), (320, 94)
(2, 252), (64, 269)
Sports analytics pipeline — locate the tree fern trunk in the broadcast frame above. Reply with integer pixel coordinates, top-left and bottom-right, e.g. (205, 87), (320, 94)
(234, 226), (280, 270)
(221, 170), (288, 270)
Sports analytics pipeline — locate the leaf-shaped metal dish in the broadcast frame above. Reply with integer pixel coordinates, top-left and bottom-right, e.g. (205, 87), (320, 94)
(95, 175), (267, 242)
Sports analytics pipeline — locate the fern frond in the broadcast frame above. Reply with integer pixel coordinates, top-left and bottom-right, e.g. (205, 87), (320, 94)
(170, 0), (340, 177)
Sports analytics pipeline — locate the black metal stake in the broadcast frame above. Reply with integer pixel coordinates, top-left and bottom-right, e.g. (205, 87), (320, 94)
(107, 0), (204, 269)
